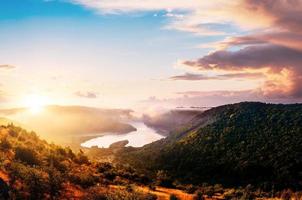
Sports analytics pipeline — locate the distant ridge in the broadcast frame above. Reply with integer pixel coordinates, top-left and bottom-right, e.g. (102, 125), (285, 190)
(117, 102), (302, 189)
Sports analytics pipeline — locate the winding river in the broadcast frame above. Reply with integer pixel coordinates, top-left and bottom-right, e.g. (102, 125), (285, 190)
(81, 121), (165, 148)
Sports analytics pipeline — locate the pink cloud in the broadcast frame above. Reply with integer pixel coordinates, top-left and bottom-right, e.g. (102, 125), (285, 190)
(181, 0), (302, 99)
(183, 45), (302, 97)
(170, 72), (264, 81)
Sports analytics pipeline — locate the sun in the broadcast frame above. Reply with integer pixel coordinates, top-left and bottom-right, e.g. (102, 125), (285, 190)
(24, 94), (48, 114)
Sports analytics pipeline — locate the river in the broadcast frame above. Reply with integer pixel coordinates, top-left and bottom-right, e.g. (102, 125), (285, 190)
(81, 121), (165, 148)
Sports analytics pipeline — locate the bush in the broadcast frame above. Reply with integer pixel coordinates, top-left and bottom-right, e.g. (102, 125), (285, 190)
(15, 147), (40, 166)
(70, 170), (98, 188)
(145, 193), (157, 200)
(213, 184), (224, 194)
(155, 170), (173, 188)
(193, 191), (204, 200)
(47, 167), (64, 198)
(75, 150), (89, 165)
(280, 189), (293, 200)
(125, 184), (134, 192)
(185, 184), (197, 194)
(148, 184), (156, 191)
(103, 171), (116, 181)
(203, 186), (215, 197)
(169, 194), (178, 200)
(25, 168), (48, 200)
(8, 129), (18, 137)
(0, 138), (11, 151)
(97, 162), (113, 173)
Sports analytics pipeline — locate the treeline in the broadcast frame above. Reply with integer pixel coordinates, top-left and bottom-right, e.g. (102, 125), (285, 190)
(117, 102), (302, 191)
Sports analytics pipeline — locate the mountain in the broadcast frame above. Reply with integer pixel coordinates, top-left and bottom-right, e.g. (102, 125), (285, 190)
(0, 105), (136, 145)
(142, 109), (203, 136)
(117, 102), (302, 190)
(1, 102), (301, 199)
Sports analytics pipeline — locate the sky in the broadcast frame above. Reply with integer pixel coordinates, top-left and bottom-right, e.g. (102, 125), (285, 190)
(0, 0), (302, 110)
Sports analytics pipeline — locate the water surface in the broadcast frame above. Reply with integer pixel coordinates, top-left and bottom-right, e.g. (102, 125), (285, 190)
(81, 121), (165, 148)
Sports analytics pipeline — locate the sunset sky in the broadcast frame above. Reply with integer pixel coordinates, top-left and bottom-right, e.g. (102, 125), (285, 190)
(1, 0), (302, 109)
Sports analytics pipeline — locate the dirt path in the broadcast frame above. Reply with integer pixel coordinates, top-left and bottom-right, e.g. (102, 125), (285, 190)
(135, 185), (194, 200)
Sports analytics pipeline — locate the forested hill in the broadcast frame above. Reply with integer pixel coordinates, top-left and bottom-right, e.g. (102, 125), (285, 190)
(117, 102), (302, 189)
(0, 125), (157, 199)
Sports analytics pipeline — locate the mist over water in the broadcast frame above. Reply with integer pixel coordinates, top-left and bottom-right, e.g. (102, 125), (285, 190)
(81, 121), (165, 148)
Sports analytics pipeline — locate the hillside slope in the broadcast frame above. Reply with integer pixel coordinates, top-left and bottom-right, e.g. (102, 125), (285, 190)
(0, 124), (157, 199)
(117, 102), (302, 189)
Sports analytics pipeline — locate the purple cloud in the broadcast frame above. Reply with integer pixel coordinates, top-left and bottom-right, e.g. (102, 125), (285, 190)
(170, 72), (265, 81)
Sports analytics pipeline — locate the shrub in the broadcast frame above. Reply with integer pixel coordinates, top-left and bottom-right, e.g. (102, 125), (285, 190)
(145, 193), (157, 200)
(280, 189), (293, 200)
(8, 129), (18, 137)
(193, 191), (204, 200)
(0, 138), (11, 151)
(75, 151), (89, 165)
(223, 189), (236, 200)
(148, 184), (156, 191)
(125, 184), (133, 192)
(97, 162), (113, 173)
(185, 184), (197, 194)
(155, 170), (173, 188)
(169, 194), (178, 200)
(47, 167), (64, 198)
(213, 184), (224, 194)
(23, 167), (48, 200)
(103, 171), (116, 181)
(15, 147), (40, 166)
(70, 170), (98, 188)
(203, 186), (215, 197)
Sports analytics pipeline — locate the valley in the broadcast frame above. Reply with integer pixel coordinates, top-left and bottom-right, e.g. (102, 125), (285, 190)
(1, 102), (301, 199)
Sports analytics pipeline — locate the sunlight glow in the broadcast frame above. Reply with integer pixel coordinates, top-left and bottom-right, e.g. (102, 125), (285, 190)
(24, 94), (48, 114)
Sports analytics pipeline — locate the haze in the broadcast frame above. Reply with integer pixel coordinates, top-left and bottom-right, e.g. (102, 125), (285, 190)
(1, 0), (302, 144)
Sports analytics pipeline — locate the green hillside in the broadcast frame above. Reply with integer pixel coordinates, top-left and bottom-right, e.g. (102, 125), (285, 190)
(117, 102), (302, 190)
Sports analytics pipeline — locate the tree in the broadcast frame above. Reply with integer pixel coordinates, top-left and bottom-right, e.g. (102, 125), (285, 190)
(24, 168), (48, 200)
(0, 137), (11, 151)
(15, 147), (40, 166)
(47, 167), (63, 199)
(155, 170), (173, 187)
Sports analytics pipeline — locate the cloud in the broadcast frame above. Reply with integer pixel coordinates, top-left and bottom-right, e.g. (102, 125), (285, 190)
(170, 72), (264, 81)
(0, 64), (15, 69)
(140, 89), (302, 109)
(70, 0), (302, 35)
(69, 0), (243, 35)
(70, 0), (201, 12)
(183, 45), (302, 71)
(70, 0), (302, 99)
(182, 44), (302, 97)
(74, 91), (98, 98)
(219, 31), (302, 51)
(242, 0), (302, 32)
(179, 0), (302, 99)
